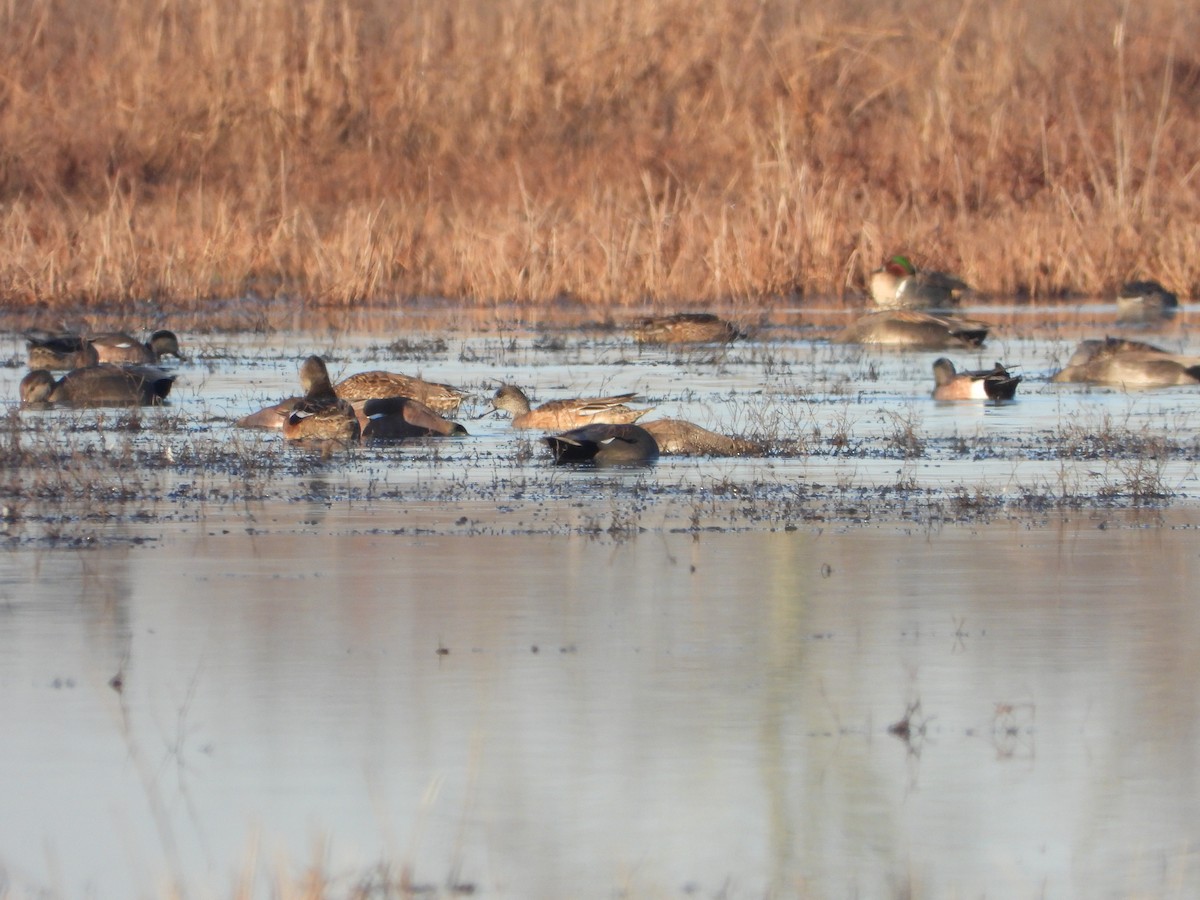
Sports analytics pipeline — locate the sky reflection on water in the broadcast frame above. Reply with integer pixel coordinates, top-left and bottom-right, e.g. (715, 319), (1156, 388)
(2, 513), (1199, 898)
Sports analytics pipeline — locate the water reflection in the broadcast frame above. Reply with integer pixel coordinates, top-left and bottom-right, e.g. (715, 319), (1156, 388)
(2, 512), (1199, 897)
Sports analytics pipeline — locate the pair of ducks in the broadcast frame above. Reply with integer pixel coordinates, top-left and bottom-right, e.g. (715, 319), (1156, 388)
(931, 334), (1200, 399)
(26, 329), (184, 369)
(486, 383), (763, 462)
(869, 256), (1179, 319)
(239, 356), (470, 444)
(19, 329), (185, 407)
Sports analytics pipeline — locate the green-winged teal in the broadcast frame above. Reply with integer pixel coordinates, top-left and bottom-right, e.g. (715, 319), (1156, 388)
(90, 330), (184, 364)
(640, 419), (764, 456)
(632, 313), (743, 345)
(931, 359), (1021, 401)
(488, 384), (652, 430)
(20, 364), (175, 407)
(543, 423), (660, 465)
(869, 255), (970, 309)
(833, 310), (990, 349)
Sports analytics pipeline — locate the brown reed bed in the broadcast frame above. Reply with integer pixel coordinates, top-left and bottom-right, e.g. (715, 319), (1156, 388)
(1, 0), (1198, 318)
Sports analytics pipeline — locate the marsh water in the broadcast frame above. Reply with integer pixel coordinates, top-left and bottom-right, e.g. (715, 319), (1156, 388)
(2, 303), (1200, 898)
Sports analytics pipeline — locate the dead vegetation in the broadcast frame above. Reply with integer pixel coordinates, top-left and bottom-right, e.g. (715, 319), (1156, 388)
(1, 0), (1198, 313)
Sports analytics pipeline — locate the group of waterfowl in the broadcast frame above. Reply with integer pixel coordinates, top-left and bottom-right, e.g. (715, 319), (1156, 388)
(838, 255), (1193, 395)
(14, 267), (1195, 467)
(226, 352), (762, 465)
(20, 329), (184, 407)
(14, 321), (766, 465)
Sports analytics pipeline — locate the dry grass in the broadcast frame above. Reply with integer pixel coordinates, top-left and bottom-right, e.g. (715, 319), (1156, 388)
(1, 0), (1199, 314)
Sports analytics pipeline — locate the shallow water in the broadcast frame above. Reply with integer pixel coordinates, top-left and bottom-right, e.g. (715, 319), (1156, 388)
(2, 305), (1200, 898)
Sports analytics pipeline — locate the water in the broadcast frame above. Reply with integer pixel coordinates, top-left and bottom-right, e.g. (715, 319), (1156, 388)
(1, 306), (1199, 898)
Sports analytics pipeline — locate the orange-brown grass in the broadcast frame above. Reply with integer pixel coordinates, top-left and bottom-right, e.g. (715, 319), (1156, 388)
(1, 0), (1199, 317)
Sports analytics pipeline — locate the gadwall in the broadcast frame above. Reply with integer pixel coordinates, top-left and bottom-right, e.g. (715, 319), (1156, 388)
(1116, 280), (1179, 324)
(1061, 337), (1166, 368)
(90, 330), (185, 364)
(488, 384), (652, 430)
(24, 330), (100, 370)
(869, 255), (970, 309)
(1052, 338), (1200, 386)
(640, 419), (764, 456)
(543, 423), (660, 465)
(632, 313), (743, 345)
(931, 359), (1021, 401)
(282, 356), (361, 443)
(333, 370), (468, 413)
(833, 310), (990, 349)
(20, 364), (175, 407)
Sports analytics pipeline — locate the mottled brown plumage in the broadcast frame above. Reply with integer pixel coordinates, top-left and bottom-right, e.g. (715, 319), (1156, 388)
(334, 370), (467, 413)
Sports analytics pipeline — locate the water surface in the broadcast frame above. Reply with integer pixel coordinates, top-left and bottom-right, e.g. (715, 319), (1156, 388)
(2, 305), (1199, 898)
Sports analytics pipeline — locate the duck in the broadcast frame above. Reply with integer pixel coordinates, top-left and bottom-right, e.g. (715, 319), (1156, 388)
(355, 396), (469, 441)
(1052, 338), (1200, 386)
(24, 329), (100, 370)
(639, 419), (764, 456)
(281, 356), (361, 443)
(333, 370), (468, 413)
(488, 384), (652, 430)
(19, 364), (175, 407)
(235, 398), (303, 430)
(631, 313), (743, 345)
(89, 330), (185, 364)
(1061, 337), (1167, 367)
(869, 255), (970, 309)
(543, 423), (660, 465)
(833, 310), (990, 349)
(931, 359), (1022, 401)
(1116, 280), (1179, 324)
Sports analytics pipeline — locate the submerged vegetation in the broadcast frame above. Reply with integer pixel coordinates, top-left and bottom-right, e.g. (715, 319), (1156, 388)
(0, 0), (1198, 312)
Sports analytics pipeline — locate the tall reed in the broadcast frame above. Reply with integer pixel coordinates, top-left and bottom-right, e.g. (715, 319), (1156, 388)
(0, 0), (1197, 313)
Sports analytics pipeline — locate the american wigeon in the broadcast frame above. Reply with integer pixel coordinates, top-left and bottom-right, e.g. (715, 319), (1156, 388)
(931, 359), (1022, 401)
(1052, 338), (1200, 386)
(639, 419), (764, 456)
(632, 313), (743, 344)
(235, 398), (302, 430)
(24, 330), (100, 370)
(90, 330), (184, 364)
(355, 396), (468, 441)
(869, 255), (970, 309)
(543, 423), (660, 465)
(20, 364), (175, 407)
(1116, 280), (1179, 324)
(333, 370), (468, 413)
(281, 356), (361, 443)
(488, 384), (652, 430)
(833, 310), (990, 349)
